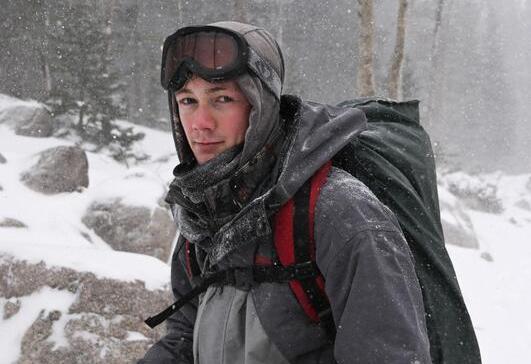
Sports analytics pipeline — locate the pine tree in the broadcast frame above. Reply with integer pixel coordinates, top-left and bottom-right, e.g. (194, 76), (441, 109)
(46, 0), (134, 148)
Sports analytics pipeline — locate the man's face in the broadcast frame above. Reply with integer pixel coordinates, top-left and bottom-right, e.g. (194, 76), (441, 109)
(175, 77), (251, 165)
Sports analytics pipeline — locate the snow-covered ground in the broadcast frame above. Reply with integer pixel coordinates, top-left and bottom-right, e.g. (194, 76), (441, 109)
(0, 94), (178, 290)
(444, 172), (531, 363)
(1, 94), (530, 363)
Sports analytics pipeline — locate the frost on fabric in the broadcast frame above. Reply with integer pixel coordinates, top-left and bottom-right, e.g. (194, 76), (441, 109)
(329, 168), (380, 204)
(210, 199), (270, 263)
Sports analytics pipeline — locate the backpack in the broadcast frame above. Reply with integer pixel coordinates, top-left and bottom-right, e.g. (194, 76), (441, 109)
(334, 98), (480, 363)
(145, 98), (481, 364)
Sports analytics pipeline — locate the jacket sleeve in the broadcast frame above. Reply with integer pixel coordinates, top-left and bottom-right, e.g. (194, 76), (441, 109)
(315, 168), (432, 364)
(139, 236), (197, 364)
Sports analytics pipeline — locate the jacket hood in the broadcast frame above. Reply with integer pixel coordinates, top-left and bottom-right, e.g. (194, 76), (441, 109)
(209, 21), (285, 168)
(265, 95), (367, 210)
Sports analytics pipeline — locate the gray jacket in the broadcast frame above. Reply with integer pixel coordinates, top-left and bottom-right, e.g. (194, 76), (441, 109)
(141, 96), (432, 364)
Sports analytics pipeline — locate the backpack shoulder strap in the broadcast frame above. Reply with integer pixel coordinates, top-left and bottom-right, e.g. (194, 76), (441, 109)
(184, 239), (202, 281)
(273, 161), (335, 339)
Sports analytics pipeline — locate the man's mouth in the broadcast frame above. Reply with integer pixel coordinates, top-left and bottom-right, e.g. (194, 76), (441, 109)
(194, 141), (222, 145)
(193, 141), (223, 154)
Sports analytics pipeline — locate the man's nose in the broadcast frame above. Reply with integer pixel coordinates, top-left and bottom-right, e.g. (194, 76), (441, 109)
(192, 104), (216, 131)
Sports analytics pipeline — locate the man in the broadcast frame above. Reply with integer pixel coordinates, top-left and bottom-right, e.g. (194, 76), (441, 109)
(141, 21), (432, 363)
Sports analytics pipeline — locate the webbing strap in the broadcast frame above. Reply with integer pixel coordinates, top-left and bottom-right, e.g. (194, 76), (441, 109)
(274, 161), (335, 338)
(294, 181), (333, 321)
(184, 239), (201, 279)
(145, 262), (320, 328)
(144, 272), (219, 329)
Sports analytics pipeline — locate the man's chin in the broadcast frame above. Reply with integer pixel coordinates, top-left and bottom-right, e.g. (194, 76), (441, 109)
(195, 154), (214, 165)
(193, 144), (224, 164)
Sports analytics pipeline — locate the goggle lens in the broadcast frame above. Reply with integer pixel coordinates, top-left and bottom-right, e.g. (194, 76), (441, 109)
(163, 31), (240, 89)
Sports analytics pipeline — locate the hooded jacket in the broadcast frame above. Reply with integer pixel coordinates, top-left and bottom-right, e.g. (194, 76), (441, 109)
(140, 95), (432, 364)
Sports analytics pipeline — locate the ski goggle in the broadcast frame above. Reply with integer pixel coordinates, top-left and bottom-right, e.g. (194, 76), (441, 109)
(161, 25), (282, 98)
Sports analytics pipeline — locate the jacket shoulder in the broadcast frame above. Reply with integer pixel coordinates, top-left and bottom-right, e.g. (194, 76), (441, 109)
(317, 167), (401, 236)
(314, 166), (404, 270)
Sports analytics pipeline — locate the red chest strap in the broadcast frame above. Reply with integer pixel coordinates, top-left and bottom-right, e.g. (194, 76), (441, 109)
(184, 238), (201, 280)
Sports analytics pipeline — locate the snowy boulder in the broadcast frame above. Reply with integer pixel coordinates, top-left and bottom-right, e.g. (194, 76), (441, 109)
(0, 257), (170, 364)
(0, 95), (38, 127)
(14, 107), (53, 138)
(0, 96), (53, 137)
(82, 199), (176, 261)
(443, 172), (504, 213)
(438, 188), (479, 249)
(20, 146), (89, 194)
(515, 199), (531, 212)
(0, 218), (27, 228)
(0, 152), (6, 164)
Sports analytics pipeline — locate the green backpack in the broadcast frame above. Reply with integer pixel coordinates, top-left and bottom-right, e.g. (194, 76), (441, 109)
(334, 97), (481, 364)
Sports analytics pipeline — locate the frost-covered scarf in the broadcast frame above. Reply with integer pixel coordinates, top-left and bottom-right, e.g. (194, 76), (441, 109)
(166, 126), (282, 253)
(167, 145), (242, 243)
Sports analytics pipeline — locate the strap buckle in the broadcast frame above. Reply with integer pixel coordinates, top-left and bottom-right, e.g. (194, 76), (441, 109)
(222, 267), (255, 290)
(290, 261), (319, 280)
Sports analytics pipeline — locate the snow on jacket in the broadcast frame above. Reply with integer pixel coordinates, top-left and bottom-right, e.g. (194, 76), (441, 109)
(140, 95), (432, 364)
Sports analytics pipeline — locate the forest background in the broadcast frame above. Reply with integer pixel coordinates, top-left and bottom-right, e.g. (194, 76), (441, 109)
(1, 0), (530, 174)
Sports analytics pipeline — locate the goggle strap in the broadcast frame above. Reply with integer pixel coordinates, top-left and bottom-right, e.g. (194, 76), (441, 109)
(248, 48), (282, 99)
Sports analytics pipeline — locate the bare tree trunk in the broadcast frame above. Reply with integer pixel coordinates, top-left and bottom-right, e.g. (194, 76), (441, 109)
(103, 0), (116, 58)
(40, 52), (52, 94)
(429, 0), (446, 74)
(40, 7), (52, 96)
(356, 0), (375, 96)
(388, 0), (408, 100)
(78, 88), (86, 132)
(101, 118), (112, 144)
(177, 0), (183, 26)
(432, 0), (445, 50)
(427, 0), (450, 128)
(32, 0), (53, 99)
(126, 1), (141, 123)
(234, 0), (247, 23)
(276, 0), (284, 48)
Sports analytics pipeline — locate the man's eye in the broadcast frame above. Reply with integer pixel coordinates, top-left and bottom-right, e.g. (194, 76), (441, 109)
(178, 97), (195, 105)
(218, 96), (233, 103)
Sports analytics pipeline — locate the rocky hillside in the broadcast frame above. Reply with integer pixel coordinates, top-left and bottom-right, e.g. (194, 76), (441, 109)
(0, 94), (178, 363)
